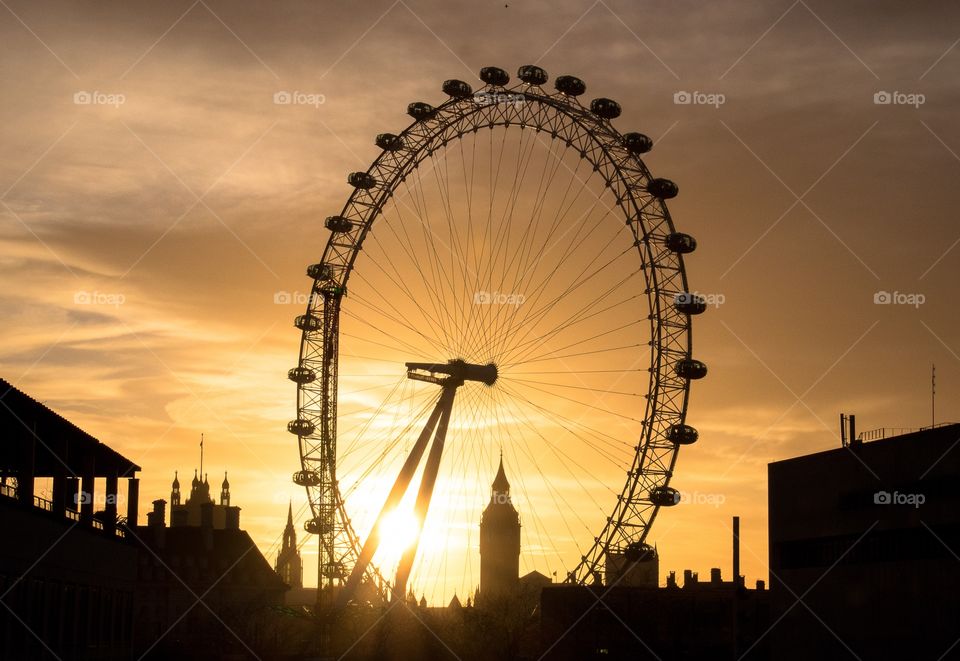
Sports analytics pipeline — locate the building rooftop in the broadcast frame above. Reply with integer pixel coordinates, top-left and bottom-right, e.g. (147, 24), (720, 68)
(0, 377), (141, 475)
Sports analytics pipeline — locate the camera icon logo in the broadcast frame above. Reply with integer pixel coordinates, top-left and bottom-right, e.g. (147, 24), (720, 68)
(873, 291), (891, 304)
(673, 91), (692, 105)
(873, 91), (892, 105)
(273, 91), (292, 105)
(873, 490), (891, 505)
(73, 290), (91, 304)
(274, 291), (292, 304)
(474, 291), (491, 304)
(73, 91), (92, 105)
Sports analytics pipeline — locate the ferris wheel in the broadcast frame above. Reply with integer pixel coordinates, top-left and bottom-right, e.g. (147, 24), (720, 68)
(288, 64), (707, 605)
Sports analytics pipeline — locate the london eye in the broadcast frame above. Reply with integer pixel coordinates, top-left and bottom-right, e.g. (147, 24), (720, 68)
(288, 64), (707, 606)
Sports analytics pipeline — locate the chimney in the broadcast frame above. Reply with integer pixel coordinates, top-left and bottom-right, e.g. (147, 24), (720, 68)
(850, 414), (860, 446)
(733, 515), (741, 588)
(683, 569), (696, 587)
(147, 499), (166, 528)
(710, 567), (722, 584)
(225, 506), (240, 530)
(756, 579), (765, 591)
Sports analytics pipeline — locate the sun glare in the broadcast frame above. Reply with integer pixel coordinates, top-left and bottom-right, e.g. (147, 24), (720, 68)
(376, 508), (422, 567)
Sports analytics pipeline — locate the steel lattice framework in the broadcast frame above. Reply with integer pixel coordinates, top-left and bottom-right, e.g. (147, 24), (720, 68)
(289, 65), (706, 603)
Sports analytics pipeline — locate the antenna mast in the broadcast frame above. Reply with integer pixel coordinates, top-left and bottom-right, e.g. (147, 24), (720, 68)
(200, 432), (204, 477)
(932, 364), (936, 428)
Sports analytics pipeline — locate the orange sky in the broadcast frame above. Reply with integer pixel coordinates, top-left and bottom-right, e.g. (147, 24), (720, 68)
(2, 0), (959, 604)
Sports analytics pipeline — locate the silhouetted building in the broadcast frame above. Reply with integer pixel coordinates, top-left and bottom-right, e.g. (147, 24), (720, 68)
(539, 517), (768, 660)
(479, 456), (520, 602)
(275, 501), (303, 588)
(768, 423), (960, 660)
(0, 378), (141, 660)
(132, 494), (288, 659)
(540, 567), (768, 660)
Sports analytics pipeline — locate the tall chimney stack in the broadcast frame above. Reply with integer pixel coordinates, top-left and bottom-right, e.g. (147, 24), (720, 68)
(733, 515), (741, 588)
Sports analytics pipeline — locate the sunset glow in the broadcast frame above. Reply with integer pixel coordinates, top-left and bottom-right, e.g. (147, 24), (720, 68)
(2, 1), (958, 616)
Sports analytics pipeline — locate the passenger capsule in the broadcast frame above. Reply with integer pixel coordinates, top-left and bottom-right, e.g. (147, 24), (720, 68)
(555, 75), (586, 97)
(442, 79), (474, 98)
(307, 263), (332, 280)
(590, 98), (621, 119)
(624, 541), (657, 562)
(304, 519), (321, 535)
(407, 102), (436, 121)
(649, 485), (681, 506)
(479, 66), (510, 86)
(325, 216), (354, 233)
(674, 292), (707, 315)
(664, 232), (697, 254)
(287, 366), (317, 384)
(666, 424), (699, 445)
(675, 359), (708, 380)
(376, 133), (404, 151)
(647, 178), (679, 199)
(292, 469), (321, 487)
(287, 418), (315, 436)
(517, 65), (548, 85)
(294, 314), (323, 332)
(624, 132), (653, 154)
(347, 172), (377, 189)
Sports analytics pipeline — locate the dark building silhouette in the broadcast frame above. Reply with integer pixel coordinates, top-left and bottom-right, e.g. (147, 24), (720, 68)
(0, 379), (294, 659)
(132, 493), (287, 658)
(539, 517), (768, 660)
(540, 568), (768, 660)
(479, 456), (520, 602)
(768, 422), (960, 660)
(0, 378), (141, 660)
(275, 501), (303, 588)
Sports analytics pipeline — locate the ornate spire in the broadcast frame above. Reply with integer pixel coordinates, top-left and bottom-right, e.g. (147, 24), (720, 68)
(171, 470), (182, 506)
(492, 454), (510, 494)
(220, 471), (231, 506)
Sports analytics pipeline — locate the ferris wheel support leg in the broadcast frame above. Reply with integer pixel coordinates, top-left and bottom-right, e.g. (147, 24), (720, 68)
(393, 385), (455, 600)
(335, 390), (447, 608)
